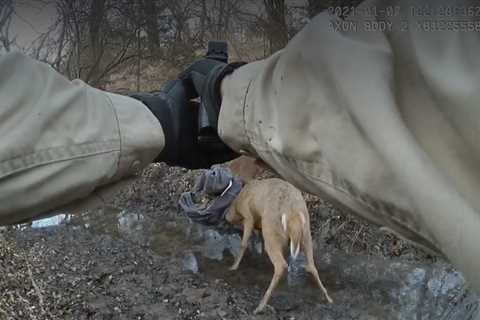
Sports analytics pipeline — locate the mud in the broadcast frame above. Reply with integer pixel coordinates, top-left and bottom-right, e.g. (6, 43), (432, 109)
(1, 164), (479, 319)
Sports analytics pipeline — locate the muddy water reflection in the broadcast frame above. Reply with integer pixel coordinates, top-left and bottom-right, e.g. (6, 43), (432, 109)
(38, 209), (479, 319)
(147, 214), (479, 319)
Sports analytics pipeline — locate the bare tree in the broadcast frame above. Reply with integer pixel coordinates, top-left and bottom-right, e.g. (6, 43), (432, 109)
(142, 0), (166, 53)
(15, 0), (343, 90)
(24, 0), (140, 87)
(306, 0), (326, 18)
(263, 0), (288, 54)
(165, 0), (198, 65)
(198, 0), (207, 45)
(189, 0), (263, 59)
(0, 0), (15, 52)
(86, 0), (107, 84)
(210, 0), (230, 40)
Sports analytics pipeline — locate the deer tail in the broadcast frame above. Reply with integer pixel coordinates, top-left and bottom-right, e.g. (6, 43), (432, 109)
(282, 211), (306, 261)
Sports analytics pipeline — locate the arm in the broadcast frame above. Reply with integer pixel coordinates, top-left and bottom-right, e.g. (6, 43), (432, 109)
(218, 0), (480, 292)
(0, 51), (239, 224)
(0, 52), (164, 224)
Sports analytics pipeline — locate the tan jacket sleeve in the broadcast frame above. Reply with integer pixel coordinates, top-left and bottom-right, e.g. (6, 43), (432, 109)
(0, 52), (164, 224)
(219, 0), (480, 292)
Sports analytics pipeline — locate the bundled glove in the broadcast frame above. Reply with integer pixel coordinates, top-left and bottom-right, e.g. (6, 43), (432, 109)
(130, 57), (246, 169)
(180, 59), (246, 131)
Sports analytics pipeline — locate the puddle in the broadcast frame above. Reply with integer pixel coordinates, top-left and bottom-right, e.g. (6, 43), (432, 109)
(27, 208), (480, 319)
(147, 213), (480, 319)
(31, 213), (70, 228)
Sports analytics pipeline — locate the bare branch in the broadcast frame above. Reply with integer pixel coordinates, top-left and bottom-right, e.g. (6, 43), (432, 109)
(0, 0), (15, 52)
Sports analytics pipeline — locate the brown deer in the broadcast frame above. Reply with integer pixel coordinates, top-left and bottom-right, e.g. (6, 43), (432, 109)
(225, 178), (333, 314)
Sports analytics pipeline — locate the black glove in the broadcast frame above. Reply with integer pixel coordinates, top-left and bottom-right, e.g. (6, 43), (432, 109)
(180, 58), (246, 131)
(130, 79), (237, 169)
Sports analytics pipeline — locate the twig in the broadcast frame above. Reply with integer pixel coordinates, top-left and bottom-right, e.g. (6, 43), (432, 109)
(335, 221), (347, 233)
(350, 225), (363, 253)
(15, 292), (31, 307)
(26, 262), (46, 315)
(320, 218), (331, 230)
(235, 305), (249, 316)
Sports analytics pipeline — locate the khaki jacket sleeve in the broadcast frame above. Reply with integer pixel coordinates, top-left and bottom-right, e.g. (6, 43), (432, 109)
(0, 52), (164, 224)
(219, 0), (480, 292)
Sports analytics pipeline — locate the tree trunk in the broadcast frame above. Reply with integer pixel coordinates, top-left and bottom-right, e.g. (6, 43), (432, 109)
(216, 0), (225, 39)
(136, 28), (141, 91)
(199, 0), (207, 45)
(142, 0), (160, 52)
(263, 0), (288, 54)
(87, 0), (106, 85)
(306, 0), (327, 18)
(89, 0), (105, 57)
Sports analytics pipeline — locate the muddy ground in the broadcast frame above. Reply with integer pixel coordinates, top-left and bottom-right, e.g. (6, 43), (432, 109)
(1, 164), (478, 320)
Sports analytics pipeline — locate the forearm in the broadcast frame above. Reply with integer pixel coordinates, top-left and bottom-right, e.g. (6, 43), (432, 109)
(0, 53), (164, 224)
(218, 0), (480, 291)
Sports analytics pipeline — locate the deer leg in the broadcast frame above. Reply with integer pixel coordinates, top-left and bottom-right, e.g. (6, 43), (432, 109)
(230, 216), (254, 271)
(253, 241), (287, 314)
(303, 229), (333, 303)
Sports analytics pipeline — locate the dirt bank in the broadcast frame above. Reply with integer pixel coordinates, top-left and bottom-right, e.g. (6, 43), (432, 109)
(1, 164), (477, 320)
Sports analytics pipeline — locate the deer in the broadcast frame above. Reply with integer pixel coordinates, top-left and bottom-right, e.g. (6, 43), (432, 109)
(224, 177), (333, 314)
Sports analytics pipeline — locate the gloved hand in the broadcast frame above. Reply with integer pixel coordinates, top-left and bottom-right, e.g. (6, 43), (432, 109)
(130, 79), (236, 169)
(180, 58), (246, 131)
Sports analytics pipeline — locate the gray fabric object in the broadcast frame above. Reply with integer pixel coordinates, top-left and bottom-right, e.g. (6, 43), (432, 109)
(179, 166), (243, 226)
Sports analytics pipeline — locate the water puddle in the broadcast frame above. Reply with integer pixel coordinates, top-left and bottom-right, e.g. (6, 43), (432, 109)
(30, 213), (70, 228)
(28, 209), (480, 319)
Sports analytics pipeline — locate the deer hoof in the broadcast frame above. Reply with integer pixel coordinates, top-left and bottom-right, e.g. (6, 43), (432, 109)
(253, 306), (264, 315)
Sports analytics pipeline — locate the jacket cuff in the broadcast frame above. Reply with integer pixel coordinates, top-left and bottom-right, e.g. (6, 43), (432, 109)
(104, 92), (165, 180)
(218, 61), (264, 157)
